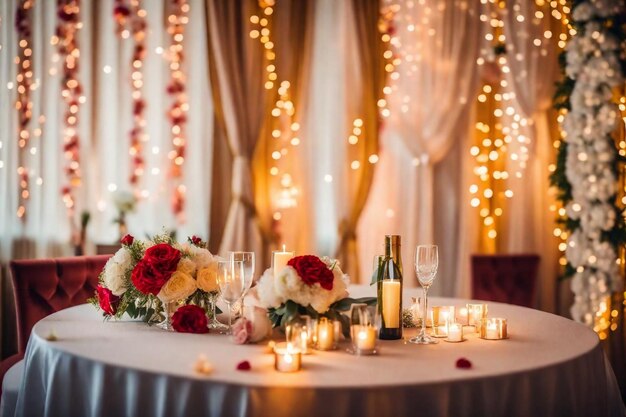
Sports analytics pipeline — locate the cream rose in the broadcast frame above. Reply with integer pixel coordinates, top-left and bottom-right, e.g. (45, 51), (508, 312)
(177, 257), (197, 276)
(157, 271), (196, 303)
(103, 247), (132, 296)
(197, 263), (219, 293)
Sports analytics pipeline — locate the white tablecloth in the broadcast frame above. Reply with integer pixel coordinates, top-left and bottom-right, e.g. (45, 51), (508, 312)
(5, 286), (624, 417)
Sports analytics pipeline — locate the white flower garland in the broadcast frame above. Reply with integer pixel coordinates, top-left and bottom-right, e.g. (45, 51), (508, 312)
(564, 0), (624, 325)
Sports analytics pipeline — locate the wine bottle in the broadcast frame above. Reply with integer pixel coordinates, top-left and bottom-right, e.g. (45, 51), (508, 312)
(377, 235), (403, 340)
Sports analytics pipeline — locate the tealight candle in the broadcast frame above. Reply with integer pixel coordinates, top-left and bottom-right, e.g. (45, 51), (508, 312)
(467, 303), (488, 331)
(479, 318), (507, 340)
(457, 307), (469, 325)
(446, 322), (464, 342)
(351, 325), (377, 354)
(272, 245), (294, 277)
(274, 342), (302, 372)
(431, 306), (455, 337)
(315, 317), (336, 350)
(478, 318), (507, 340)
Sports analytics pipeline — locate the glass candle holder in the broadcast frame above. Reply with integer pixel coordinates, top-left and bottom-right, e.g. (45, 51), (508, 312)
(315, 317), (337, 350)
(467, 303), (488, 331)
(431, 306), (455, 338)
(456, 306), (469, 325)
(348, 304), (378, 355)
(286, 316), (312, 355)
(274, 342), (302, 372)
(445, 322), (465, 342)
(479, 318), (507, 340)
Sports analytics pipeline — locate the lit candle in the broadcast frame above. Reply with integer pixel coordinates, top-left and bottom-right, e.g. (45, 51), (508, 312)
(299, 328), (309, 354)
(274, 342), (302, 372)
(316, 318), (335, 350)
(467, 303), (488, 331)
(382, 280), (401, 328)
(480, 318), (507, 340)
(438, 310), (450, 336)
(446, 322), (463, 342)
(457, 307), (468, 325)
(352, 325), (377, 352)
(431, 306), (454, 337)
(272, 245), (294, 277)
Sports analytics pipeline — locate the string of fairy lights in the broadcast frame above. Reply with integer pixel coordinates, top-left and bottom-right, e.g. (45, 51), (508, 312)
(469, 0), (572, 244)
(165, 0), (189, 222)
(249, 0), (300, 223)
(56, 0), (84, 221)
(14, 0), (35, 221)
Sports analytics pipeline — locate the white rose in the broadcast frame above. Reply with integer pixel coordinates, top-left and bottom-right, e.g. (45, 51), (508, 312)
(180, 243), (214, 270)
(103, 248), (132, 296)
(256, 268), (284, 308)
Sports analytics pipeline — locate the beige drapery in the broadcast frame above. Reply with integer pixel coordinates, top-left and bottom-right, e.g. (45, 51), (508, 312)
(206, 0), (266, 256)
(333, 0), (384, 280)
(253, 0), (316, 264)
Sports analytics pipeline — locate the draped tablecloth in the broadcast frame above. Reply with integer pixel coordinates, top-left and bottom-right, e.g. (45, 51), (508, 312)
(5, 286), (624, 417)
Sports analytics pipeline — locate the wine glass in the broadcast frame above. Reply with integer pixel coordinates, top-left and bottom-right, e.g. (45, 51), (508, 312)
(410, 245), (439, 345)
(216, 259), (247, 335)
(229, 251), (255, 318)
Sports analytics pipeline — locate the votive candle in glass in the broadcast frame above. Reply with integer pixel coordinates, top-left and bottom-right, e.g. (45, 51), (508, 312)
(274, 342), (302, 372)
(467, 303), (488, 331)
(456, 306), (469, 325)
(431, 306), (455, 338)
(350, 325), (377, 355)
(315, 317), (336, 350)
(479, 318), (507, 340)
(445, 322), (464, 342)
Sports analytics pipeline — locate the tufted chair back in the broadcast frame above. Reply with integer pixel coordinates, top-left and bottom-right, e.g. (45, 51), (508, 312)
(471, 254), (540, 308)
(9, 255), (111, 352)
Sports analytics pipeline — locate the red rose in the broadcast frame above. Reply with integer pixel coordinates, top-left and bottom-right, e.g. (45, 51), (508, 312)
(143, 243), (182, 273)
(171, 305), (209, 334)
(120, 234), (134, 246)
(287, 255), (334, 290)
(97, 285), (119, 316)
(131, 243), (182, 295)
(190, 235), (202, 246)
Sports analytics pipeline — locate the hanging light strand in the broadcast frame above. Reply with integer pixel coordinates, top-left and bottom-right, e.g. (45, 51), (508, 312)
(57, 0), (84, 220)
(128, 0), (148, 194)
(166, 0), (189, 222)
(250, 0), (300, 224)
(113, 0), (131, 39)
(14, 0), (35, 221)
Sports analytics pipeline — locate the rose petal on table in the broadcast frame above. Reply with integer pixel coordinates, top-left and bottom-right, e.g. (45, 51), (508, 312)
(236, 360), (251, 371)
(456, 358), (472, 369)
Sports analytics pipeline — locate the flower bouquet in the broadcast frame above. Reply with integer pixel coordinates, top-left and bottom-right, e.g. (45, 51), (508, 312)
(90, 233), (221, 331)
(255, 255), (376, 335)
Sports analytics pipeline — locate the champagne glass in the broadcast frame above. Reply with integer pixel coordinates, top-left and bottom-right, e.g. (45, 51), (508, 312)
(229, 251), (255, 318)
(216, 260), (247, 335)
(409, 245), (439, 345)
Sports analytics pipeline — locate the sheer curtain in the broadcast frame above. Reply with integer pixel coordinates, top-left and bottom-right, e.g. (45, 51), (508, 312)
(357, 0), (482, 292)
(0, 0), (213, 356)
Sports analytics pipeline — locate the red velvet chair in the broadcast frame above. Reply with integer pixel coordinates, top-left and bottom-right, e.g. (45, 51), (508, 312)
(0, 255), (111, 395)
(471, 254), (540, 308)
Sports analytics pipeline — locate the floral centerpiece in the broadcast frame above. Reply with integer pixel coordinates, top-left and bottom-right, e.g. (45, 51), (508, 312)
(90, 233), (221, 331)
(255, 255), (376, 335)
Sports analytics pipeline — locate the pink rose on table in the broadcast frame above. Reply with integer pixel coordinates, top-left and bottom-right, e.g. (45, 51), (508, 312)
(171, 305), (209, 334)
(232, 317), (252, 344)
(287, 255), (334, 290)
(97, 285), (119, 316)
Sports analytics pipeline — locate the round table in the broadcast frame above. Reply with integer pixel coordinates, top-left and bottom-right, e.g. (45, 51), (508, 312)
(8, 286), (624, 417)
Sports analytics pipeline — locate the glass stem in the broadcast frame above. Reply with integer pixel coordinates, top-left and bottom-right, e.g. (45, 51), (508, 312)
(211, 293), (217, 322)
(227, 303), (232, 333)
(421, 287), (429, 337)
